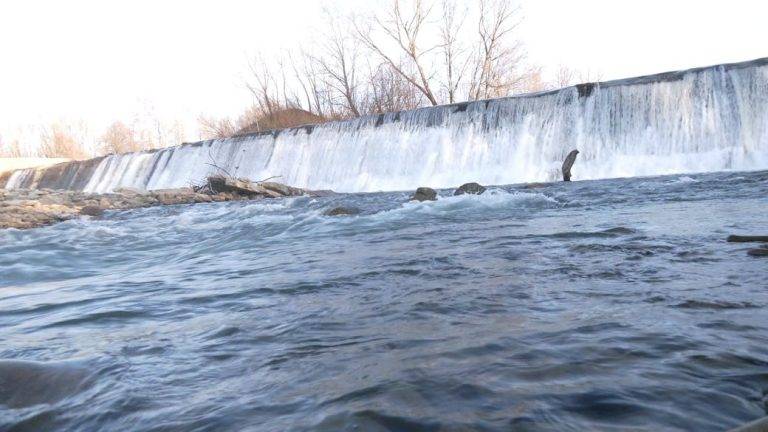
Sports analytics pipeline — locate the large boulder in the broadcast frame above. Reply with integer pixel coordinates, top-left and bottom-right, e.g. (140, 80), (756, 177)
(454, 182), (486, 196)
(411, 187), (437, 202)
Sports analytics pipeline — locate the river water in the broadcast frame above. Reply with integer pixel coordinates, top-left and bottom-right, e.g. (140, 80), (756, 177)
(1, 171), (767, 431)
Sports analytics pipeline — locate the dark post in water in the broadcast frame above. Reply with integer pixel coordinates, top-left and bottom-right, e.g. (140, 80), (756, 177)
(562, 149), (580, 181)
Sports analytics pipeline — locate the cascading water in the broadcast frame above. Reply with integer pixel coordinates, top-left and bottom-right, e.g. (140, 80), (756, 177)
(6, 58), (768, 193)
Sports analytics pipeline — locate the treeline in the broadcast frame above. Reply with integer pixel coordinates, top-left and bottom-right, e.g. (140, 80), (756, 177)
(200, 0), (600, 139)
(0, 119), (186, 160)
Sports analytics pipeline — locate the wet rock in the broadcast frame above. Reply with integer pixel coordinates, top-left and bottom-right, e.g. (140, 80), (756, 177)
(79, 206), (104, 217)
(562, 149), (579, 182)
(324, 206), (360, 216)
(727, 235), (768, 243)
(114, 187), (147, 196)
(454, 182), (486, 196)
(306, 189), (336, 197)
(523, 182), (550, 189)
(0, 359), (91, 409)
(207, 176), (305, 198)
(411, 187), (437, 202)
(747, 248), (768, 257)
(261, 182), (305, 197)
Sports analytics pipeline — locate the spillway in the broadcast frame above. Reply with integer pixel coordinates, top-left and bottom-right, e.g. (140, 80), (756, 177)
(4, 57), (767, 193)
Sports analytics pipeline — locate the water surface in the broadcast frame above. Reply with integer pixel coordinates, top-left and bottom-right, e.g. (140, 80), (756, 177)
(1, 171), (767, 431)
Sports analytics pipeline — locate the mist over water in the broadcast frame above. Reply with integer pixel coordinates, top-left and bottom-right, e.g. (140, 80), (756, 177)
(2, 171), (767, 431)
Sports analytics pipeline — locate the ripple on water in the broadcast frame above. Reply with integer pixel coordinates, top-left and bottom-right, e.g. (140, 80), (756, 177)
(1, 171), (768, 431)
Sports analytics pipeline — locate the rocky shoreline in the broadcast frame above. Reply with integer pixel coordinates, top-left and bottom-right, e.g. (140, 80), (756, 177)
(0, 176), (321, 230)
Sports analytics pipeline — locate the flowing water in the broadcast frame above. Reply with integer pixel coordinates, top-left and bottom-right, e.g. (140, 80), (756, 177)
(1, 171), (767, 431)
(4, 58), (768, 193)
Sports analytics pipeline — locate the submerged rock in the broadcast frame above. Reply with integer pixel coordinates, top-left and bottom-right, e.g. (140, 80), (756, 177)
(454, 182), (486, 196)
(523, 182), (550, 189)
(79, 206), (104, 217)
(747, 248), (768, 257)
(411, 187), (437, 202)
(324, 206), (360, 216)
(0, 359), (91, 409)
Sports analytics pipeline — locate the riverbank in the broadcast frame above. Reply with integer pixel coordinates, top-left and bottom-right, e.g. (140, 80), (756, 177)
(0, 178), (317, 230)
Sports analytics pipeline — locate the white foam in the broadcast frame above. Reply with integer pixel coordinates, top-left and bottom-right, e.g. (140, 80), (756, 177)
(74, 62), (768, 194)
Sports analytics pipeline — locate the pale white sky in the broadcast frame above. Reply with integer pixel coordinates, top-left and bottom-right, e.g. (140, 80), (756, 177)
(0, 0), (766, 146)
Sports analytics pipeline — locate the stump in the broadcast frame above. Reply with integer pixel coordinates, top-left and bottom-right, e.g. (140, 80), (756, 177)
(562, 149), (579, 182)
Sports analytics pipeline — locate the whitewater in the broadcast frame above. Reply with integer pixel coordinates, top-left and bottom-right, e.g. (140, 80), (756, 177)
(4, 58), (768, 193)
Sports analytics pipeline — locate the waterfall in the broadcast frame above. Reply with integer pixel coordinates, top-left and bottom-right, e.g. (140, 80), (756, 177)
(6, 58), (768, 193)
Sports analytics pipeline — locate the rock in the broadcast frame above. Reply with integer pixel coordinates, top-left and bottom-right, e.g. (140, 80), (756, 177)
(324, 206), (360, 216)
(411, 187), (437, 202)
(454, 182), (486, 196)
(113, 187), (147, 196)
(727, 235), (768, 243)
(260, 182), (305, 197)
(1, 176), (309, 230)
(747, 248), (768, 257)
(79, 206), (104, 217)
(153, 189), (197, 205)
(562, 149), (579, 182)
(207, 176), (269, 197)
(523, 182), (550, 189)
(306, 189), (336, 197)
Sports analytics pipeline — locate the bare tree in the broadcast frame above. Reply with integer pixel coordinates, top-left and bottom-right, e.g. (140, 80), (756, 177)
(198, 116), (236, 140)
(246, 55), (281, 118)
(236, 0), (539, 124)
(290, 51), (330, 118)
(576, 69), (604, 84)
(312, 14), (364, 117)
(101, 121), (142, 154)
(439, 0), (469, 103)
(468, 0), (527, 100)
(550, 65), (604, 89)
(39, 123), (89, 159)
(356, 0), (440, 106)
(0, 138), (25, 158)
(365, 62), (424, 114)
(553, 65), (576, 89)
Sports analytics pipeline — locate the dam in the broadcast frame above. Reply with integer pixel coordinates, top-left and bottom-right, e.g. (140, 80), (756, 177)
(3, 57), (767, 193)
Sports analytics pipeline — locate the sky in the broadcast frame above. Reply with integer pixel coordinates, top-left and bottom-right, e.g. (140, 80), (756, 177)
(0, 0), (766, 147)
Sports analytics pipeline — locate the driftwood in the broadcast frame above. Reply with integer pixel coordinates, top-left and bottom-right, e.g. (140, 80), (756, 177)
(562, 149), (580, 182)
(206, 176), (305, 198)
(747, 248), (768, 257)
(727, 235), (768, 243)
